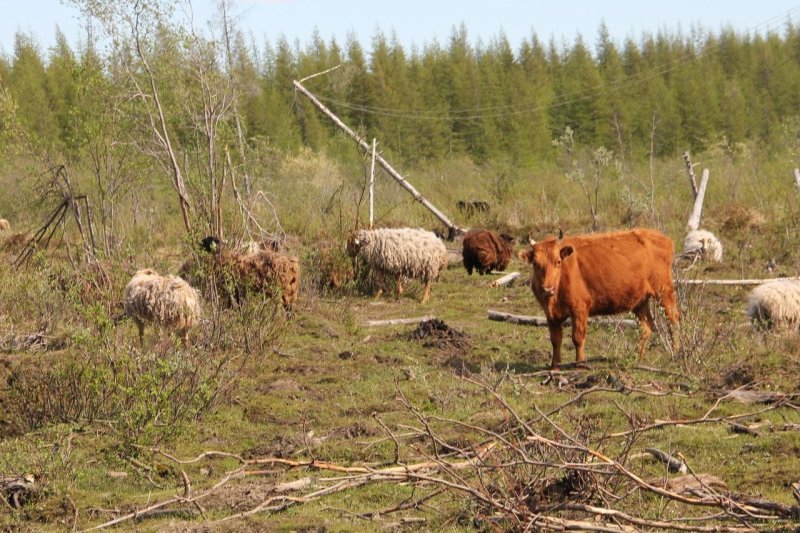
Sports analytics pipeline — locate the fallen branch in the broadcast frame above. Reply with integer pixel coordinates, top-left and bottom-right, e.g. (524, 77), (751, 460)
(642, 447), (687, 473)
(488, 310), (638, 328)
(677, 276), (800, 286)
(490, 271), (520, 287)
(365, 315), (436, 327)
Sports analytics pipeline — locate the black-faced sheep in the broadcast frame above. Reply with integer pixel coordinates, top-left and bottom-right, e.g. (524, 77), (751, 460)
(187, 236), (300, 309)
(683, 229), (723, 262)
(462, 229), (514, 275)
(346, 227), (448, 303)
(123, 268), (201, 346)
(746, 279), (800, 332)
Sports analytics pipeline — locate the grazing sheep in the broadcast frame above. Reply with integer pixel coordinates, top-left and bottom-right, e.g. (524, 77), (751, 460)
(462, 229), (514, 275)
(347, 227), (448, 303)
(123, 269), (201, 346)
(190, 236), (300, 309)
(683, 229), (723, 262)
(0, 219), (10, 232)
(746, 279), (800, 332)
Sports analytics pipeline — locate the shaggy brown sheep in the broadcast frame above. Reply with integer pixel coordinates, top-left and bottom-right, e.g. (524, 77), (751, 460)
(186, 236), (300, 309)
(462, 229), (514, 275)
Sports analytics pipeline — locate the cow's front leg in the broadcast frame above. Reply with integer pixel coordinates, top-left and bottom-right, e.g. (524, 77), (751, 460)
(571, 310), (589, 363)
(547, 320), (563, 369)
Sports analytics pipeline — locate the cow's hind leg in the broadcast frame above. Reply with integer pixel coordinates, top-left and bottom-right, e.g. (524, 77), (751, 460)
(658, 287), (681, 353)
(633, 300), (655, 361)
(570, 309), (589, 365)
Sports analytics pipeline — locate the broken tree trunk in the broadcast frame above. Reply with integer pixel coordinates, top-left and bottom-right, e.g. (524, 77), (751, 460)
(293, 77), (461, 238)
(366, 316), (436, 327)
(487, 310), (638, 328)
(676, 276), (800, 286)
(686, 168), (709, 231)
(490, 272), (520, 287)
(683, 151), (699, 200)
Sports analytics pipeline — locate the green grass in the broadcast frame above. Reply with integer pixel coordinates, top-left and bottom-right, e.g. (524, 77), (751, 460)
(2, 247), (800, 531)
(2, 143), (800, 530)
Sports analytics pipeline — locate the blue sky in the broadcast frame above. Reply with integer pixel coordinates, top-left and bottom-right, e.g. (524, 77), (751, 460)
(2, 0), (800, 57)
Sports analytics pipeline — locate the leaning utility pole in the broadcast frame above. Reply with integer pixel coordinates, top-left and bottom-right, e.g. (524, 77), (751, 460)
(293, 76), (462, 238)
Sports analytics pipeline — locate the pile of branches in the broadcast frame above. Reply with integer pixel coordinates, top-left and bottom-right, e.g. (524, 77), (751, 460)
(74, 377), (800, 531)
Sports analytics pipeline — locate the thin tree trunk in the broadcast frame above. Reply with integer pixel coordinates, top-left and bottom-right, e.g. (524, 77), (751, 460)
(293, 78), (461, 238)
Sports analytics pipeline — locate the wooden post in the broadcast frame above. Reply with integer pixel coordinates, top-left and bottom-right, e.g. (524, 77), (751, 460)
(683, 151), (699, 200)
(369, 138), (376, 229)
(293, 78), (461, 237)
(686, 168), (709, 231)
(794, 168), (800, 193)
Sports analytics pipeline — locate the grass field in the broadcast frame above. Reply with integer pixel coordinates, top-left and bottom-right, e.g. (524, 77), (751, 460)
(1, 227), (800, 531)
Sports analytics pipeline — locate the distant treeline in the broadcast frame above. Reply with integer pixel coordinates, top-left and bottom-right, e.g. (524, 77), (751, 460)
(2, 21), (800, 164)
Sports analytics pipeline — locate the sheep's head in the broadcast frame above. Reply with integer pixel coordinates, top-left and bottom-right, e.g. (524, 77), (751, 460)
(346, 233), (362, 257)
(200, 236), (221, 254)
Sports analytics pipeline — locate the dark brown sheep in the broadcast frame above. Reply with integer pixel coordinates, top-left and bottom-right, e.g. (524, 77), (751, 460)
(462, 229), (514, 275)
(182, 237), (300, 309)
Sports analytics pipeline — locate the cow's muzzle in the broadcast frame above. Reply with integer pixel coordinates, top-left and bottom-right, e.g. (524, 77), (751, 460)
(542, 286), (555, 296)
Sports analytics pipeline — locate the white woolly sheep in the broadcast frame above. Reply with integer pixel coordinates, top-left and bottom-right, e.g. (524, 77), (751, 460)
(683, 229), (723, 262)
(747, 279), (800, 332)
(347, 227), (449, 303)
(0, 219), (10, 232)
(123, 268), (201, 346)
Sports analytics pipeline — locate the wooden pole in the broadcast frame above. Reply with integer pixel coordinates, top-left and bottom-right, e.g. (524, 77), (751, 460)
(293, 78), (461, 237)
(682, 151), (699, 200)
(487, 310), (639, 328)
(369, 138), (376, 229)
(686, 168), (709, 231)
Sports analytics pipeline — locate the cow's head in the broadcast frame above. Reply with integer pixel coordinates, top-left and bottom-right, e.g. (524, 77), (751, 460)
(518, 234), (574, 298)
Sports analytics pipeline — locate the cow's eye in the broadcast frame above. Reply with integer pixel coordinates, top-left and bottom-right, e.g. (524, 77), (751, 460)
(556, 259), (561, 266)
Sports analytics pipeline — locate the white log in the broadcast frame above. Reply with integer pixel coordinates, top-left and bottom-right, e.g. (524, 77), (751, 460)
(683, 151), (699, 200)
(677, 276), (800, 286)
(794, 168), (800, 193)
(686, 168), (709, 231)
(366, 315), (435, 327)
(487, 310), (639, 328)
(490, 272), (520, 287)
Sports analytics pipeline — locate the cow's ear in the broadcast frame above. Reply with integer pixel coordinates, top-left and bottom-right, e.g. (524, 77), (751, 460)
(518, 249), (533, 263)
(559, 246), (574, 260)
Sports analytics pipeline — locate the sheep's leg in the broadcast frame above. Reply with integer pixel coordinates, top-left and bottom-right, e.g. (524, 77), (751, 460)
(177, 328), (189, 348)
(396, 274), (403, 297)
(420, 279), (432, 304)
(633, 300), (655, 361)
(134, 319), (145, 346)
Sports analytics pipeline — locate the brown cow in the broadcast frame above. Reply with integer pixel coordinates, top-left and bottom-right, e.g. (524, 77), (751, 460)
(518, 229), (680, 368)
(462, 229), (514, 275)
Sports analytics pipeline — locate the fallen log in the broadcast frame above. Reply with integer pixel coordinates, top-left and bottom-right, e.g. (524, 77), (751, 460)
(487, 310), (638, 328)
(490, 272), (520, 287)
(677, 276), (800, 286)
(366, 316), (435, 327)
